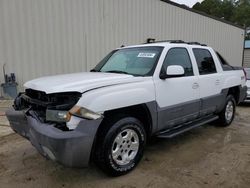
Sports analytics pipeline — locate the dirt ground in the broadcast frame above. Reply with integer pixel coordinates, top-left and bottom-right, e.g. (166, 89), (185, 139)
(0, 104), (250, 188)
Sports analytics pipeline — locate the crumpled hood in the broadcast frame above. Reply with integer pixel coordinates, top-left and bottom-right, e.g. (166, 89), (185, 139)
(24, 72), (145, 94)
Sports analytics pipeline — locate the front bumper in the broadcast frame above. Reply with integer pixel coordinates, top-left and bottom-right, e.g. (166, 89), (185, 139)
(6, 107), (102, 167)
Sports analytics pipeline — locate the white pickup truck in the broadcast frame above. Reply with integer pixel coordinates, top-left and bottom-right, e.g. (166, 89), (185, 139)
(6, 41), (247, 176)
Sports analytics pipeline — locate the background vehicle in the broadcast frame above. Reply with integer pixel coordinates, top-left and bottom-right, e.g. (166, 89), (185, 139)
(6, 41), (247, 176)
(244, 68), (250, 102)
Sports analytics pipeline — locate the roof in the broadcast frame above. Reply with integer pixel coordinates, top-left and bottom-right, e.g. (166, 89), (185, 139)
(122, 41), (211, 49)
(245, 40), (250, 49)
(160, 0), (244, 30)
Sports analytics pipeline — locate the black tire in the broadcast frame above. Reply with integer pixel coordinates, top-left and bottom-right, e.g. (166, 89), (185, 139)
(217, 95), (236, 127)
(95, 116), (146, 176)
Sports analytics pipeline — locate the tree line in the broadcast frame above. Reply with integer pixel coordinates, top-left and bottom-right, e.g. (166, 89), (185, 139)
(192, 0), (250, 39)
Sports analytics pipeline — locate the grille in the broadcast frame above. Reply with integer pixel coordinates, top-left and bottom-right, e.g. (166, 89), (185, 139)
(14, 89), (81, 122)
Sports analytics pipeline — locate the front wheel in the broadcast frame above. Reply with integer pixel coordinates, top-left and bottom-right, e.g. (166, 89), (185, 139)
(217, 95), (236, 126)
(95, 116), (146, 176)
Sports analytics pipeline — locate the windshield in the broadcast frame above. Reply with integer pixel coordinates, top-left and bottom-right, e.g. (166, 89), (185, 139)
(246, 69), (250, 80)
(93, 47), (163, 76)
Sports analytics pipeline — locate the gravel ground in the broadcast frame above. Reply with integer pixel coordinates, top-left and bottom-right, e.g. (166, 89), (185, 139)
(0, 100), (12, 137)
(0, 103), (250, 188)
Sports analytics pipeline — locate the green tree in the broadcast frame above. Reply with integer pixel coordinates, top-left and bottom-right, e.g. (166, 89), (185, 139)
(193, 0), (235, 20)
(220, 0), (234, 20)
(193, 0), (223, 18)
(232, 0), (250, 27)
(193, 0), (250, 39)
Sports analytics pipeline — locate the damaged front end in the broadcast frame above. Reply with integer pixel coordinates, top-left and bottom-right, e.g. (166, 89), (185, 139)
(6, 89), (103, 167)
(14, 89), (82, 130)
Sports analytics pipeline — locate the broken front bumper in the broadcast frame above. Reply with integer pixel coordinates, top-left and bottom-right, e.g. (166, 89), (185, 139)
(6, 107), (102, 167)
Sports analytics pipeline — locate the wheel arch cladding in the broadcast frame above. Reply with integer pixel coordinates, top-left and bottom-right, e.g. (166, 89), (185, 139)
(227, 86), (240, 103)
(95, 103), (155, 142)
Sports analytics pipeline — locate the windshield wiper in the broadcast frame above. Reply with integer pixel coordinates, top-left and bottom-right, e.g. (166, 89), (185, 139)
(104, 70), (129, 75)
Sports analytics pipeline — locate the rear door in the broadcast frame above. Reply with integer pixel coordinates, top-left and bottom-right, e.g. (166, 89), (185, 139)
(192, 48), (223, 116)
(154, 47), (200, 131)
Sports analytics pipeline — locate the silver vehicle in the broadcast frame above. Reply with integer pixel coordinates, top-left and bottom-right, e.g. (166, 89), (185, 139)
(244, 68), (250, 101)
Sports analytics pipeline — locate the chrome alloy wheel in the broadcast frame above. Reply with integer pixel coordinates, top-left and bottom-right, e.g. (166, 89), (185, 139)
(225, 101), (234, 122)
(111, 128), (139, 165)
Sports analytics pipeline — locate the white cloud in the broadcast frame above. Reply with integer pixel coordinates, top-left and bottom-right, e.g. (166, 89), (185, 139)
(171, 0), (204, 7)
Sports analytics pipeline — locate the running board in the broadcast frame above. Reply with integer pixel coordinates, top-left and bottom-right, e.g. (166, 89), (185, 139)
(156, 115), (219, 138)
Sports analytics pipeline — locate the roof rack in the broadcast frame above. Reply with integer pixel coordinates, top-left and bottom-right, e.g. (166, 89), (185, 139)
(187, 42), (207, 46)
(146, 38), (185, 44)
(154, 40), (186, 44)
(145, 38), (207, 46)
(146, 38), (156, 43)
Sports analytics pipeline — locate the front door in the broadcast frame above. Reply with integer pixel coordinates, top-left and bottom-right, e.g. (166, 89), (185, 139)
(154, 47), (200, 131)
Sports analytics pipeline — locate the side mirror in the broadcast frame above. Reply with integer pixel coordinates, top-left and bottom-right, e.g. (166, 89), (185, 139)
(160, 65), (185, 79)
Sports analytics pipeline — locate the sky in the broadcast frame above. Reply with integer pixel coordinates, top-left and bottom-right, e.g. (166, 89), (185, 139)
(171, 0), (204, 7)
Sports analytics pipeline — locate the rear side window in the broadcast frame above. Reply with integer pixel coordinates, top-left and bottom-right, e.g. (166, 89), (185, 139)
(162, 48), (194, 76)
(193, 49), (217, 75)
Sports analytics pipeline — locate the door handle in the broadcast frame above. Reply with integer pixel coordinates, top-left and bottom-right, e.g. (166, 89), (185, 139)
(215, 79), (220, 85)
(192, 83), (199, 89)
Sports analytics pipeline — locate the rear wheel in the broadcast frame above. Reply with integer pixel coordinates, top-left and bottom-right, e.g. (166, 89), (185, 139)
(95, 116), (146, 176)
(217, 95), (236, 126)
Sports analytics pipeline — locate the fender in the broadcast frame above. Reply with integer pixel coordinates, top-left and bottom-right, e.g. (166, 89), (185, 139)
(76, 78), (156, 113)
(221, 70), (245, 89)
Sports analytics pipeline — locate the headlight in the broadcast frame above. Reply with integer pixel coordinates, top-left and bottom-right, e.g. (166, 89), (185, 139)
(46, 110), (71, 122)
(46, 106), (102, 122)
(69, 106), (103, 120)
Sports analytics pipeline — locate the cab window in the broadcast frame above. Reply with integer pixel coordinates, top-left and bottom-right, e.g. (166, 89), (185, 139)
(193, 48), (217, 75)
(162, 48), (194, 76)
